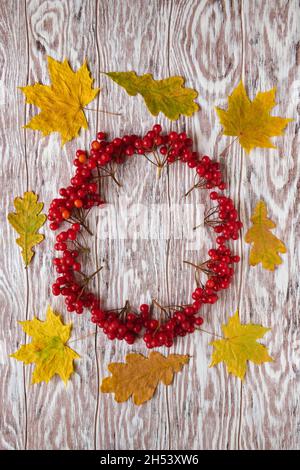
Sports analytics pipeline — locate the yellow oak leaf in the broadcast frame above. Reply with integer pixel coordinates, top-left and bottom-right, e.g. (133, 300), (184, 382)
(101, 351), (189, 405)
(20, 56), (99, 145)
(7, 191), (46, 267)
(215, 81), (292, 153)
(244, 200), (287, 270)
(106, 71), (199, 120)
(11, 305), (80, 384)
(210, 311), (273, 380)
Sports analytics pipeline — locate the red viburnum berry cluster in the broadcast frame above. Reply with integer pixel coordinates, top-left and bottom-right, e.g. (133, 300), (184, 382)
(48, 124), (242, 348)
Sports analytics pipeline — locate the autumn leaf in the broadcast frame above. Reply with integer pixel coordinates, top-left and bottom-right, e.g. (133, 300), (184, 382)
(244, 200), (287, 270)
(20, 56), (99, 145)
(215, 81), (292, 153)
(101, 351), (189, 405)
(11, 305), (80, 384)
(7, 191), (46, 267)
(106, 71), (199, 120)
(210, 311), (273, 380)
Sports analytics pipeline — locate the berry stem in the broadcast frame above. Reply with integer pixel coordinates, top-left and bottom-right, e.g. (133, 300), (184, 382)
(193, 222), (202, 231)
(185, 184), (197, 197)
(78, 266), (103, 283)
(194, 269), (204, 288)
(71, 239), (90, 253)
(118, 300), (131, 320)
(143, 153), (159, 167)
(69, 214), (93, 236)
(183, 260), (210, 270)
(205, 206), (219, 218)
(87, 265), (103, 281)
(157, 165), (163, 179)
(82, 208), (92, 222)
(152, 298), (169, 315)
(96, 166), (101, 194)
(183, 260), (214, 278)
(107, 164), (122, 187)
(162, 304), (185, 311)
(78, 220), (93, 236)
(152, 149), (161, 167)
(110, 172), (122, 187)
(185, 177), (207, 197)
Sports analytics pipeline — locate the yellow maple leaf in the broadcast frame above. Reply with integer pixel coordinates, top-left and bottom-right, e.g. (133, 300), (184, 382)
(215, 81), (292, 153)
(101, 351), (189, 405)
(244, 200), (287, 270)
(20, 56), (99, 145)
(106, 71), (199, 120)
(210, 311), (273, 380)
(7, 191), (46, 267)
(11, 305), (80, 384)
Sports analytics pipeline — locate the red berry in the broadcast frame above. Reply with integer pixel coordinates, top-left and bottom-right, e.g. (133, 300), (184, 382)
(143, 333), (152, 343)
(50, 222), (59, 231)
(127, 313), (136, 322)
(182, 321), (190, 331)
(91, 140), (101, 150)
(125, 146), (135, 156)
(165, 338), (173, 348)
(74, 199), (83, 208)
(52, 284), (61, 296)
(140, 304), (149, 314)
(154, 135), (163, 145)
(174, 311), (185, 322)
(78, 153), (87, 164)
(169, 131), (178, 141)
(72, 223), (80, 232)
(149, 319), (159, 330)
(196, 164), (206, 176)
(206, 279), (215, 289)
(113, 137), (122, 146)
(216, 236), (225, 245)
(184, 306), (195, 316)
(68, 230), (77, 241)
(97, 132), (106, 141)
(142, 137), (152, 148)
(218, 182), (226, 190)
(153, 124), (162, 134)
(62, 210), (70, 219)
(210, 191), (219, 200)
(124, 333), (135, 344)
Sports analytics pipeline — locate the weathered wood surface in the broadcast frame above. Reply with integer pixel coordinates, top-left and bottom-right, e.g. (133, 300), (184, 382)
(0, 0), (299, 450)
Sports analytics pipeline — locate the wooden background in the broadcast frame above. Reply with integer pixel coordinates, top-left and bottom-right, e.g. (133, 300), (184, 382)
(0, 0), (299, 450)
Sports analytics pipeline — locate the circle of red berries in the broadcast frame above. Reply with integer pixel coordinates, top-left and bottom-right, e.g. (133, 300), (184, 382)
(48, 124), (242, 349)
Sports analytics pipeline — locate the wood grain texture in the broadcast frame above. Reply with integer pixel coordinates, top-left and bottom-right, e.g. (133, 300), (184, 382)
(0, 0), (299, 450)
